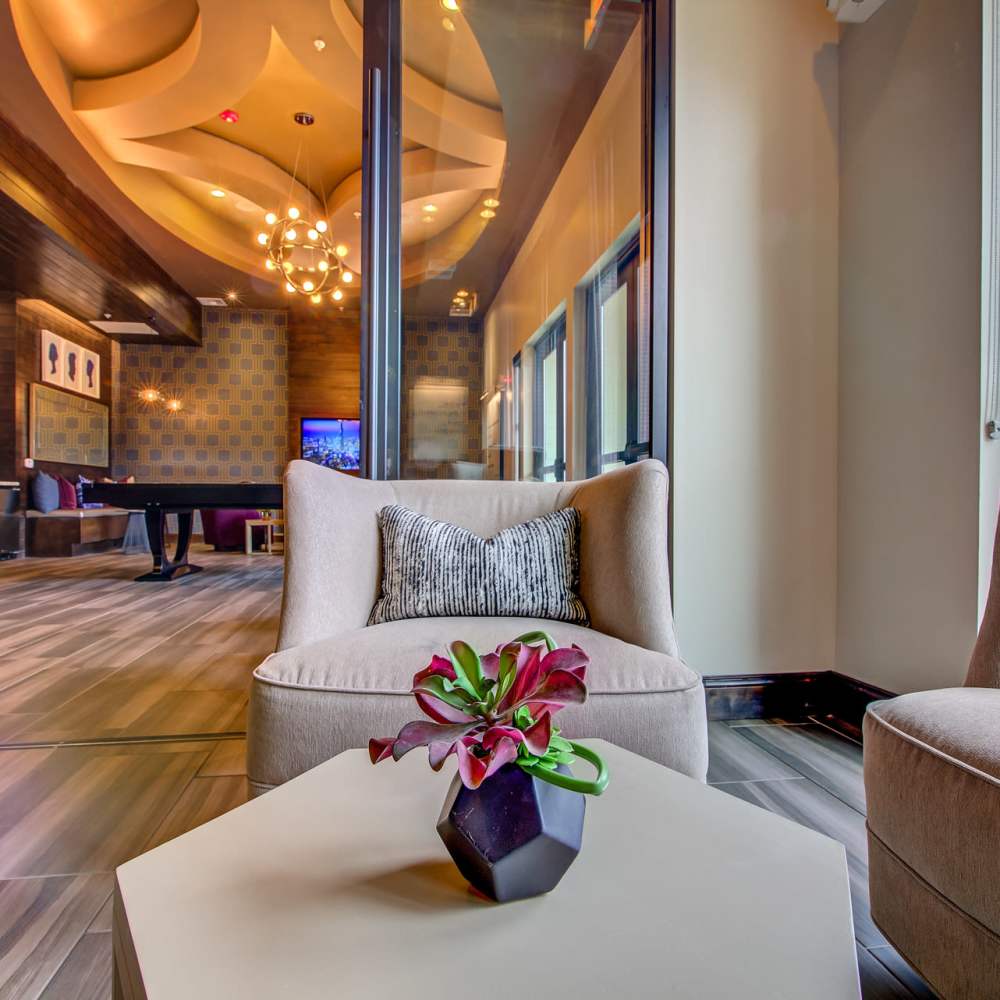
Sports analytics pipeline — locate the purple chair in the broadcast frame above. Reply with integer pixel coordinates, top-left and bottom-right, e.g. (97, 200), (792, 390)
(200, 509), (265, 552)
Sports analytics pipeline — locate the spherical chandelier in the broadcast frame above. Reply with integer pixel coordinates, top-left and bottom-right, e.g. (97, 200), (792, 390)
(256, 112), (355, 305)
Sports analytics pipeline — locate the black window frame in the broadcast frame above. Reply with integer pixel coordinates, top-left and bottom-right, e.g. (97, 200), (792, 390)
(531, 316), (566, 482)
(585, 233), (650, 477)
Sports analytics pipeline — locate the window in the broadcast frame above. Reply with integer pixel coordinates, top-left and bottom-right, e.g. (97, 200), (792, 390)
(532, 317), (566, 482)
(585, 234), (649, 476)
(511, 352), (522, 480)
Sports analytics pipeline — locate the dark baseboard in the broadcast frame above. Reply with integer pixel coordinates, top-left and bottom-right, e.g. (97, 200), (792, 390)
(703, 670), (896, 741)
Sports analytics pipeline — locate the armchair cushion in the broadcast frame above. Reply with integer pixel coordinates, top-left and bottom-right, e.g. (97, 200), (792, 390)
(864, 689), (1000, 935)
(249, 616), (707, 794)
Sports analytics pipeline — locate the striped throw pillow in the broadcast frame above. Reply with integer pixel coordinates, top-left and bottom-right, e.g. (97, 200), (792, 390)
(369, 505), (589, 626)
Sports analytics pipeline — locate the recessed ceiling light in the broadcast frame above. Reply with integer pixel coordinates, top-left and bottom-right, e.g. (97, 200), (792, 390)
(353, 210), (362, 219)
(218, 109), (239, 124)
(422, 216), (433, 223)
(210, 188), (226, 198)
(442, 16), (455, 31)
(313, 37), (326, 51)
(456, 290), (469, 297)
(423, 204), (438, 213)
(483, 197), (500, 208)
(440, 0), (460, 11)
(480, 208), (496, 219)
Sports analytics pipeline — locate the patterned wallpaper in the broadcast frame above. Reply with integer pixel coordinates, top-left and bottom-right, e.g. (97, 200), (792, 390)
(400, 316), (483, 479)
(112, 308), (288, 482)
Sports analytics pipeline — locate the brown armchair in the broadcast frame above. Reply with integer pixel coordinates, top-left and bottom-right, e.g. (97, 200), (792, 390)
(863, 517), (1000, 998)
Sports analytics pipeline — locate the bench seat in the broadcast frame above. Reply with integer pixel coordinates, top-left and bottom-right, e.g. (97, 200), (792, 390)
(26, 507), (132, 556)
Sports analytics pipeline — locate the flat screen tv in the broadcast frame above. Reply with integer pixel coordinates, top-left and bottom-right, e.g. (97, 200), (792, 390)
(301, 418), (361, 472)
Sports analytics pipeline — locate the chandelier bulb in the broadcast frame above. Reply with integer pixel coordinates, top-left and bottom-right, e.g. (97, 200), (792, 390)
(310, 293), (322, 304)
(315, 220), (328, 233)
(318, 260), (329, 272)
(265, 259), (275, 270)
(342, 270), (354, 283)
(288, 207), (300, 220)
(286, 229), (297, 241)
(332, 288), (344, 301)
(285, 281), (295, 293)
(265, 212), (277, 225)
(307, 228), (319, 242)
(302, 280), (315, 292)
(256, 233), (268, 245)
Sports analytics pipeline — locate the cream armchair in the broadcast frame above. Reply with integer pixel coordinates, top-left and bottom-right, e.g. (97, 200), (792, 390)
(863, 518), (1000, 998)
(247, 459), (708, 795)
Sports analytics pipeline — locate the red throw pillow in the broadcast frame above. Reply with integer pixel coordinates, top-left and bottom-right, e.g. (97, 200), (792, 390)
(56, 475), (77, 509)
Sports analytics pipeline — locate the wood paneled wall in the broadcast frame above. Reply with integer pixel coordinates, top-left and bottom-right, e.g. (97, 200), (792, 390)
(14, 299), (114, 507)
(0, 294), (15, 481)
(0, 113), (200, 345)
(286, 308), (361, 459)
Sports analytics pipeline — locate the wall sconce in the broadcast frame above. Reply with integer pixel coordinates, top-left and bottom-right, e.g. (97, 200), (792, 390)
(138, 388), (182, 413)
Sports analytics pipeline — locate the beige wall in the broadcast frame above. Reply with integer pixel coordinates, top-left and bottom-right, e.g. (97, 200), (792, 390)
(672, 0), (840, 676)
(837, 0), (982, 693)
(482, 26), (642, 479)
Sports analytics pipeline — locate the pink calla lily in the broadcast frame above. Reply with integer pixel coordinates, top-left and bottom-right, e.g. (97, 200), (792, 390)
(368, 632), (600, 791)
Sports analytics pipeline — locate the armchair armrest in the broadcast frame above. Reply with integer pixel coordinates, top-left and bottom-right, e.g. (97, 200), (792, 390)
(277, 462), (394, 651)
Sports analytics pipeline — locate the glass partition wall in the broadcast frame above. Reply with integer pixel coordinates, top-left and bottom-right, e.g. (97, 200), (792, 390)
(360, 0), (669, 482)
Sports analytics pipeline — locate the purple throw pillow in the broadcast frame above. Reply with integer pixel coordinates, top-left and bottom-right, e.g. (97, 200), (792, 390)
(56, 475), (77, 510)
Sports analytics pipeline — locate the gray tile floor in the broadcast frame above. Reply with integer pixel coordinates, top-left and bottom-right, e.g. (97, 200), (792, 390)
(709, 721), (939, 999)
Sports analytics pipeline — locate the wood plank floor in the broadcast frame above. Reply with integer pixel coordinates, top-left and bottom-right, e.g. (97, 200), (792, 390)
(709, 721), (938, 998)
(0, 551), (938, 998)
(0, 547), (281, 746)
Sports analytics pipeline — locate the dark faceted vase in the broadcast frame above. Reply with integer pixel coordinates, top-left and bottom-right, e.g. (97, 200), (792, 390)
(436, 763), (585, 902)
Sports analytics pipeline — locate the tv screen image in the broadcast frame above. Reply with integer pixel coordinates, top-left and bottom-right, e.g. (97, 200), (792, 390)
(301, 418), (361, 471)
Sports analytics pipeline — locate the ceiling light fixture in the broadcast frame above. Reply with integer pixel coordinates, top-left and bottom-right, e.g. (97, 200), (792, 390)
(422, 216), (433, 224)
(442, 16), (456, 31)
(456, 290), (469, 297)
(258, 114), (351, 305)
(218, 108), (239, 124)
(313, 37), (326, 51)
(483, 197), (500, 208)
(440, 0), (460, 11)
(423, 204), (438, 213)
(165, 398), (183, 413)
(210, 188), (226, 199)
(480, 208), (496, 219)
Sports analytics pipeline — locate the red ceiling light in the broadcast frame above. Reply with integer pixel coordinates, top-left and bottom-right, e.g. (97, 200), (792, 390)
(218, 108), (239, 124)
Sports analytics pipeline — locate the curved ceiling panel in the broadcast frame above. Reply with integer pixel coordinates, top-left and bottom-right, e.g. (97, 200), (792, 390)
(13, 0), (509, 297)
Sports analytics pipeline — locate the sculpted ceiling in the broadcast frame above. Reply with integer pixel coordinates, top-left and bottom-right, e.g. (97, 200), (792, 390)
(11, 0), (508, 300)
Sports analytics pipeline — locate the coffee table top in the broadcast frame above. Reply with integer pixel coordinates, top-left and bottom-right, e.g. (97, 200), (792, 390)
(114, 742), (860, 999)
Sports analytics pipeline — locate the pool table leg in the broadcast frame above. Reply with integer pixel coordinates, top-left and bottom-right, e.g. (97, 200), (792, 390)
(135, 509), (204, 582)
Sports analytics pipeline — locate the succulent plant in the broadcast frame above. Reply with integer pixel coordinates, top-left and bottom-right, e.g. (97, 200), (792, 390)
(369, 631), (608, 794)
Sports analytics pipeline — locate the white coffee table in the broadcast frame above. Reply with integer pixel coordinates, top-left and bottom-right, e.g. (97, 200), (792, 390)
(113, 742), (860, 999)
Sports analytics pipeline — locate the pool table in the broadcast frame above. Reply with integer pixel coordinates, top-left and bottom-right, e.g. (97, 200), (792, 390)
(83, 482), (283, 581)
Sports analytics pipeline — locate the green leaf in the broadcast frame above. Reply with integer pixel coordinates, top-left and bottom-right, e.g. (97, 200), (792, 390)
(449, 641), (485, 698)
(413, 675), (478, 712)
(513, 705), (534, 730)
(512, 630), (557, 652)
(549, 735), (573, 753)
(495, 648), (518, 704)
